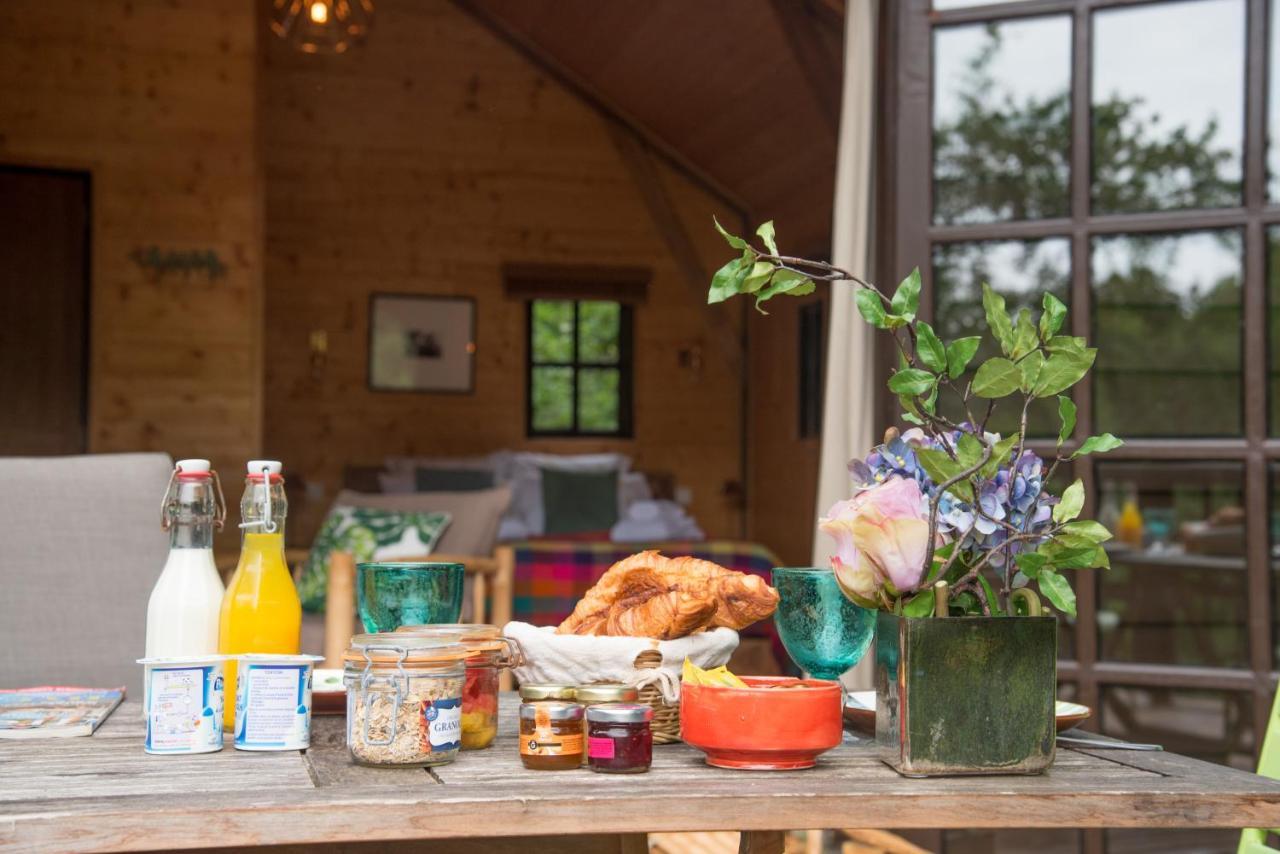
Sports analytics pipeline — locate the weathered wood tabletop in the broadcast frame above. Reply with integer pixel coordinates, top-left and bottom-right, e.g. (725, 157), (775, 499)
(3, 696), (1280, 853)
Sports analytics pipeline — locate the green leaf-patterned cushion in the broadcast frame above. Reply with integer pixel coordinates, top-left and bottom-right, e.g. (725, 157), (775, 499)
(298, 506), (451, 613)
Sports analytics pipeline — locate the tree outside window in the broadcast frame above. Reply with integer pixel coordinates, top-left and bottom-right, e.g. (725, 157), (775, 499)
(527, 299), (633, 437)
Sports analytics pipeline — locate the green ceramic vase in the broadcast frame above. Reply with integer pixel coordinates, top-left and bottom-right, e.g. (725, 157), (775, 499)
(874, 611), (1057, 777)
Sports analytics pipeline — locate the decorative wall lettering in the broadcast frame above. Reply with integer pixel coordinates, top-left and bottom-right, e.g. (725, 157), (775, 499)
(130, 246), (228, 281)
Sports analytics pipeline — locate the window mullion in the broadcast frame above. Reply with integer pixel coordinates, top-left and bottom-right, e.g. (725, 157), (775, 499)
(1244, 0), (1273, 745)
(1068, 3), (1100, 730)
(571, 300), (580, 434)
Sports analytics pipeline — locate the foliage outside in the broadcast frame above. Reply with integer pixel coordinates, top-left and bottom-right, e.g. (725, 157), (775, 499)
(530, 300), (622, 434)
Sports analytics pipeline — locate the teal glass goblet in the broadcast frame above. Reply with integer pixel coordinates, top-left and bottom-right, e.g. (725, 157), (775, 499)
(771, 567), (875, 681)
(356, 562), (464, 632)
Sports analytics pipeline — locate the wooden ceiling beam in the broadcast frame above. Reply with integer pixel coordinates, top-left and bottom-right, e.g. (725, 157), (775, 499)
(770, 0), (843, 139)
(451, 0), (752, 228)
(606, 120), (742, 368)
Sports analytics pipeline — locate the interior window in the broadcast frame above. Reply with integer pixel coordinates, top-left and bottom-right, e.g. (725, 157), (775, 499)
(527, 299), (632, 437)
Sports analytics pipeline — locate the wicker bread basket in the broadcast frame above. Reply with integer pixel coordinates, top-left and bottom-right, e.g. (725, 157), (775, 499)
(503, 622), (738, 744)
(625, 648), (680, 743)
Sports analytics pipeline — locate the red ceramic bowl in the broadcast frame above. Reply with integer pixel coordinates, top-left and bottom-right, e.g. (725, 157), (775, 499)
(680, 676), (844, 770)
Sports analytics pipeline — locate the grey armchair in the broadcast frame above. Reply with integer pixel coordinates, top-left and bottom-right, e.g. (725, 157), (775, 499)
(0, 453), (172, 698)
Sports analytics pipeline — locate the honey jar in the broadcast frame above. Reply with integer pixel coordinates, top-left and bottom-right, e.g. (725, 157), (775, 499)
(518, 701), (584, 770)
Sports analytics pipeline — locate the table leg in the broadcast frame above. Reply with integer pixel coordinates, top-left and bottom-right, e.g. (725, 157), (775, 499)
(739, 830), (786, 854)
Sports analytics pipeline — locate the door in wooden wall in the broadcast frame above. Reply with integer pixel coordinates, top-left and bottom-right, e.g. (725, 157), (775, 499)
(0, 165), (90, 455)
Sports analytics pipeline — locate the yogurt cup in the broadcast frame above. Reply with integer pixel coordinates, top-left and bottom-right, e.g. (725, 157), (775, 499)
(233, 654), (324, 751)
(137, 655), (226, 755)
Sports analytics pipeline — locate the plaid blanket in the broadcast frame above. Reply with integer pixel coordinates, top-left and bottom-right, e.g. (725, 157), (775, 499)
(510, 539), (787, 665)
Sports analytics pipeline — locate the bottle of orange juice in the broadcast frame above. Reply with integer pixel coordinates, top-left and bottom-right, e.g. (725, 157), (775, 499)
(1117, 482), (1144, 549)
(218, 460), (301, 729)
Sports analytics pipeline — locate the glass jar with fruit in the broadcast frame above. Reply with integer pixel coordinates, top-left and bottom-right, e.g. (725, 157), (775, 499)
(395, 624), (521, 749)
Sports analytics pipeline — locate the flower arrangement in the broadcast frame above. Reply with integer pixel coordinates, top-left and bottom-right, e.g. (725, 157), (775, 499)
(709, 219), (1123, 618)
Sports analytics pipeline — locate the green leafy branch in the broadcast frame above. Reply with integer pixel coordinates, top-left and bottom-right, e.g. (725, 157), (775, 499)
(709, 218), (1127, 617)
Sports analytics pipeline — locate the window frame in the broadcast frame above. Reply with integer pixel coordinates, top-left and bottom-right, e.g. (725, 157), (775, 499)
(525, 298), (635, 439)
(884, 0), (1277, 783)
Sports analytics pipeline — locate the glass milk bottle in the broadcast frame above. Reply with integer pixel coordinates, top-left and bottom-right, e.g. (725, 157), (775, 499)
(218, 460), (302, 730)
(145, 459), (227, 658)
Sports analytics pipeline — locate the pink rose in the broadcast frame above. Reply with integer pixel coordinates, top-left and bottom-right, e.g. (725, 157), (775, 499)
(820, 477), (933, 605)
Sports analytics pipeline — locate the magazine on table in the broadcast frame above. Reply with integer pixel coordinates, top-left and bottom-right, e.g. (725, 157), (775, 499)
(0, 686), (126, 739)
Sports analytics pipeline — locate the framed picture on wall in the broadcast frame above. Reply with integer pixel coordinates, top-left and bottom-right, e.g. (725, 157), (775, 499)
(367, 293), (476, 393)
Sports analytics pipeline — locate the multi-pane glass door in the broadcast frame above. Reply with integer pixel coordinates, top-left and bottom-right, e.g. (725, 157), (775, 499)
(886, 1), (1280, 850)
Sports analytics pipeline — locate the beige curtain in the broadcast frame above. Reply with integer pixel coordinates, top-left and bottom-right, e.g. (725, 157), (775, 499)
(812, 0), (879, 689)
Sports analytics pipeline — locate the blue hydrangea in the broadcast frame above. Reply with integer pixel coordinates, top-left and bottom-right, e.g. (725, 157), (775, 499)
(850, 428), (1056, 566)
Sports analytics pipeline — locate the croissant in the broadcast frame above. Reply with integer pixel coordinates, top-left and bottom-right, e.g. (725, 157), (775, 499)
(657, 556), (780, 631)
(603, 567), (719, 639)
(556, 551), (778, 639)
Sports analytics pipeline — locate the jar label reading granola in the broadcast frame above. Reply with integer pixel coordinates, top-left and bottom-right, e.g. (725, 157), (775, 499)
(422, 698), (461, 753)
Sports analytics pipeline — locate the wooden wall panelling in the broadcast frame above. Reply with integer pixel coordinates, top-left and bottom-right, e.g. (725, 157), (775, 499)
(746, 288), (828, 567)
(0, 0), (264, 481)
(262, 0), (748, 547)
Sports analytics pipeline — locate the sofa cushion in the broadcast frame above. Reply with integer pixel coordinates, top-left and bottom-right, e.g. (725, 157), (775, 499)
(541, 467), (620, 535)
(333, 485), (512, 557)
(297, 506), (452, 613)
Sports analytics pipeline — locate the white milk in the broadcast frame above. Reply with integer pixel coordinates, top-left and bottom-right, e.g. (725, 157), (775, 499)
(145, 548), (224, 658)
(147, 459), (226, 659)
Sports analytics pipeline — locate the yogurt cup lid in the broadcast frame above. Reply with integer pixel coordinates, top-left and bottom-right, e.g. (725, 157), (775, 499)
(236, 654), (323, 664)
(137, 655), (227, 666)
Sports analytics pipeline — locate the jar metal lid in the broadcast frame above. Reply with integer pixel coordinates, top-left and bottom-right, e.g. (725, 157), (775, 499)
(394, 624), (506, 656)
(519, 683), (577, 701)
(585, 702), (654, 724)
(574, 684), (639, 704)
(343, 633), (469, 666)
(519, 701), (584, 721)
(396, 623), (498, 641)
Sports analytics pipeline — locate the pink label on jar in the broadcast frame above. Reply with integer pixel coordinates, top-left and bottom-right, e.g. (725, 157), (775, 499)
(588, 736), (615, 759)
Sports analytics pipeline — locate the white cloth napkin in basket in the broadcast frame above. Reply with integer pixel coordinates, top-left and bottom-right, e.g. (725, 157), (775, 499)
(502, 622), (738, 703)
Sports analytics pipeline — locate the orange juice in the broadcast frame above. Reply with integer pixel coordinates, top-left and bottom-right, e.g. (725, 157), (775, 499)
(218, 460), (301, 730)
(219, 532), (301, 729)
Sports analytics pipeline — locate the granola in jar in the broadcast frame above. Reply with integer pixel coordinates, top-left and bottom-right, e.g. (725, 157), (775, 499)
(343, 634), (468, 767)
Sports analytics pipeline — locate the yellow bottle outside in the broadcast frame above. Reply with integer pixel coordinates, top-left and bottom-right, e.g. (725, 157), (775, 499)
(1117, 497), (1144, 549)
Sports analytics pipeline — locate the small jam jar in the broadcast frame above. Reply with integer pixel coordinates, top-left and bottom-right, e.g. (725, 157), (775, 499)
(586, 703), (654, 774)
(571, 684), (639, 765)
(519, 701), (584, 770)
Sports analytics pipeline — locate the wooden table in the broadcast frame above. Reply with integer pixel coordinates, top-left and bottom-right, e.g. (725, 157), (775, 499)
(3, 697), (1280, 853)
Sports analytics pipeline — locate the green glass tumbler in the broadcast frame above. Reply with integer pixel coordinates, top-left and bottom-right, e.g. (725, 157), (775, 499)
(771, 567), (875, 681)
(356, 561), (465, 632)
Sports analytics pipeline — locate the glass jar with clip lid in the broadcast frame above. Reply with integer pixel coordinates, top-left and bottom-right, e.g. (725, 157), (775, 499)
(395, 623), (523, 750)
(343, 633), (469, 767)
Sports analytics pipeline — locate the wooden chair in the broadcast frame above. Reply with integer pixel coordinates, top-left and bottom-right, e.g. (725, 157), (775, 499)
(1239, 683), (1280, 852)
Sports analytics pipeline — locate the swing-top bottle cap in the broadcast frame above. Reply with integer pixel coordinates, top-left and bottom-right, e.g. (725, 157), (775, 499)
(247, 460), (283, 476)
(175, 459), (211, 475)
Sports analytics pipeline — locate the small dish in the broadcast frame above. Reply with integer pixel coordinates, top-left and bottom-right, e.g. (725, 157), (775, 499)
(312, 668), (346, 716)
(842, 690), (1092, 734)
(681, 676), (844, 770)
